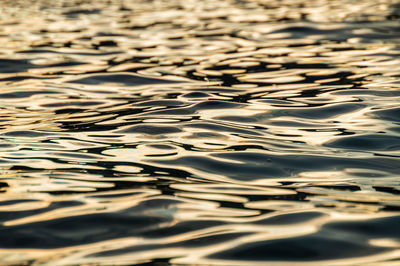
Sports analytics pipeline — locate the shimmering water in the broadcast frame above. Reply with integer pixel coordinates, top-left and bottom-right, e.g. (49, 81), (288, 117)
(1, 0), (400, 265)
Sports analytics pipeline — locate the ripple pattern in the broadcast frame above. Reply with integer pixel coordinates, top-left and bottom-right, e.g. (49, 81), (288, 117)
(0, 0), (400, 265)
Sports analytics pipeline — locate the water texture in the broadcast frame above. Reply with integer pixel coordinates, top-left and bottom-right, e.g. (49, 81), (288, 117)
(0, 0), (400, 265)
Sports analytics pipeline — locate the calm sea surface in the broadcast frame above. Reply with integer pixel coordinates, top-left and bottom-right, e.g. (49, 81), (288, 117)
(0, 0), (400, 265)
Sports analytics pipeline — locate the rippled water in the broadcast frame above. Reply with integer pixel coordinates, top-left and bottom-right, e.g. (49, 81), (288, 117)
(1, 0), (400, 265)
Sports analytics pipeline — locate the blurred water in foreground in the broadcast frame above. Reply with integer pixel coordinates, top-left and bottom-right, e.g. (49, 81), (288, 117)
(0, 0), (400, 265)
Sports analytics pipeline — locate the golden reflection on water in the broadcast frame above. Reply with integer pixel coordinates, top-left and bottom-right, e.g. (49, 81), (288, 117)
(0, 0), (400, 265)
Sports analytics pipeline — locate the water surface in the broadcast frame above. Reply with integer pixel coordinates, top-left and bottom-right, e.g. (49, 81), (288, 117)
(0, 0), (400, 265)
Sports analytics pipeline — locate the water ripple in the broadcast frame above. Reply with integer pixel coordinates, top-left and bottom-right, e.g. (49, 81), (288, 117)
(0, 0), (400, 265)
